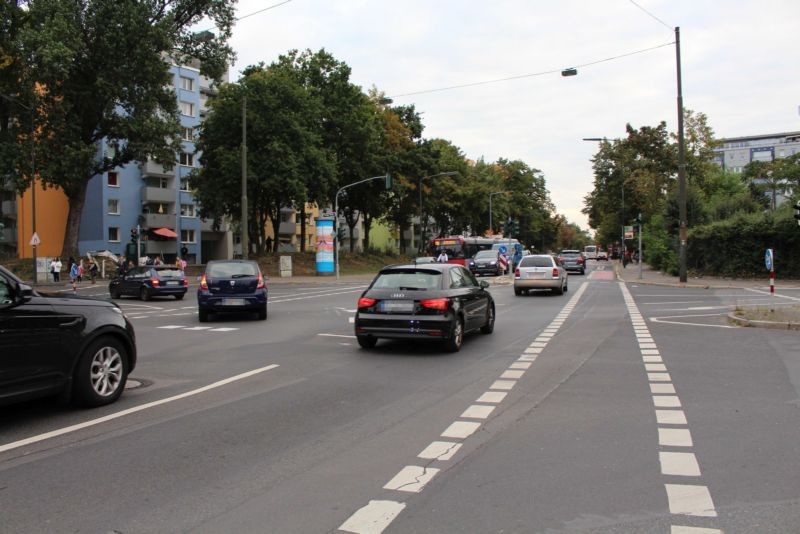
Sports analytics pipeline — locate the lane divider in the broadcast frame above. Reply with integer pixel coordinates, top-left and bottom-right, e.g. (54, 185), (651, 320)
(619, 283), (722, 532)
(338, 283), (589, 534)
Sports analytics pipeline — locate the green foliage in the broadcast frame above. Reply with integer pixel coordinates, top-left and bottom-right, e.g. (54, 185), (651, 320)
(642, 213), (678, 275)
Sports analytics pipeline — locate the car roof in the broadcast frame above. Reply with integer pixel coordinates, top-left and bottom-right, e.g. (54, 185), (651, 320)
(381, 263), (455, 272)
(561, 250), (580, 253)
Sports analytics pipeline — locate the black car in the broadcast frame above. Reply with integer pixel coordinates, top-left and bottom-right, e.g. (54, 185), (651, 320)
(0, 265), (137, 407)
(197, 260), (268, 322)
(470, 249), (505, 276)
(557, 250), (586, 274)
(109, 265), (187, 301)
(354, 263), (495, 352)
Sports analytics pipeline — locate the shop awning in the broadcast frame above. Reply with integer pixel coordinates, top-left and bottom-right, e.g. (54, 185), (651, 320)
(152, 227), (178, 238)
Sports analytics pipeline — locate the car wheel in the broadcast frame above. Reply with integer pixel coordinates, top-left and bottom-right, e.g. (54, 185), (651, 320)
(109, 286), (121, 299)
(444, 317), (464, 352)
(357, 335), (377, 348)
(258, 305), (267, 320)
(198, 309), (209, 322)
(480, 304), (495, 334)
(174, 293), (184, 300)
(72, 336), (128, 407)
(581, 268), (585, 275)
(514, 288), (523, 296)
(552, 284), (564, 295)
(140, 286), (151, 301)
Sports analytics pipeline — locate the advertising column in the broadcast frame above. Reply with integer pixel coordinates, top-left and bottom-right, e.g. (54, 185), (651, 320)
(315, 216), (335, 275)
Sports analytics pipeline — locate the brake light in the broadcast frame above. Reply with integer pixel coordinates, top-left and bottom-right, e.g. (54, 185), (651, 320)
(552, 268), (559, 278)
(358, 297), (376, 309)
(577, 257), (584, 263)
(420, 298), (449, 311)
(514, 268), (520, 277)
(150, 277), (160, 287)
(200, 275), (208, 290)
(183, 278), (188, 287)
(257, 272), (265, 289)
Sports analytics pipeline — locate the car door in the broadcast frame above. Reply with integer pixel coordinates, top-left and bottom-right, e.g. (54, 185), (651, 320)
(0, 273), (70, 397)
(461, 267), (489, 328)
(449, 267), (482, 331)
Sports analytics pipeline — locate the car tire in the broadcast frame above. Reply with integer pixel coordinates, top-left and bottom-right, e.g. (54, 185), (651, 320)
(444, 317), (464, 352)
(480, 304), (495, 334)
(580, 268), (585, 275)
(357, 335), (377, 348)
(258, 306), (267, 320)
(109, 286), (121, 299)
(514, 288), (523, 296)
(174, 293), (184, 300)
(198, 309), (209, 322)
(140, 286), (151, 301)
(72, 336), (128, 407)
(552, 284), (564, 295)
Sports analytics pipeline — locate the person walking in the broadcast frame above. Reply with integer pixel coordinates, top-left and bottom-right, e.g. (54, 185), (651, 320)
(69, 260), (79, 292)
(436, 250), (449, 263)
(88, 260), (99, 284)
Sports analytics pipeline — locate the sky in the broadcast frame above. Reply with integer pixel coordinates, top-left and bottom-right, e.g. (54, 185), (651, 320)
(214, 0), (800, 231)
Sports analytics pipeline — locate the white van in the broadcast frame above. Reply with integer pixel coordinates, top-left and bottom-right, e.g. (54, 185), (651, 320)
(583, 245), (597, 260)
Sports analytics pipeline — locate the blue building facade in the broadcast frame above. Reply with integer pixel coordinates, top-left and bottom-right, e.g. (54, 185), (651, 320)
(78, 60), (231, 264)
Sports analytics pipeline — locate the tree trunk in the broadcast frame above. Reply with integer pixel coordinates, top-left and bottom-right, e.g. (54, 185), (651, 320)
(62, 181), (87, 258)
(299, 206), (307, 252)
(363, 214), (372, 251)
(270, 215), (280, 252)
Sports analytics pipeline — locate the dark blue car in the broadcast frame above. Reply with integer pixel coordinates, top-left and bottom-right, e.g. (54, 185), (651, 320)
(197, 260), (267, 322)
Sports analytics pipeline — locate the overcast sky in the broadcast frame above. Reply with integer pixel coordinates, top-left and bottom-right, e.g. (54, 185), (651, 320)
(218, 0), (800, 230)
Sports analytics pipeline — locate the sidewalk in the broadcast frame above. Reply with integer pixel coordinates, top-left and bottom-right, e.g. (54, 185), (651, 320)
(614, 260), (800, 290)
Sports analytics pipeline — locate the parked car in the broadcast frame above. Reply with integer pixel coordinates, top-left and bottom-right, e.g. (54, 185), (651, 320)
(514, 254), (568, 296)
(597, 249), (609, 261)
(197, 260), (268, 322)
(354, 263), (495, 352)
(0, 265), (136, 407)
(109, 265), (187, 301)
(557, 249), (586, 275)
(471, 249), (506, 276)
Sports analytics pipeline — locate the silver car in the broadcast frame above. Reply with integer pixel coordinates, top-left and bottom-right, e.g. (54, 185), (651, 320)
(514, 254), (568, 295)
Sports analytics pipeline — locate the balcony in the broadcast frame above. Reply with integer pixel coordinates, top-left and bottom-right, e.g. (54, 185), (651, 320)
(278, 221), (297, 236)
(140, 161), (174, 177)
(201, 218), (228, 232)
(1, 200), (16, 217)
(0, 226), (16, 243)
(141, 186), (176, 204)
(143, 213), (175, 228)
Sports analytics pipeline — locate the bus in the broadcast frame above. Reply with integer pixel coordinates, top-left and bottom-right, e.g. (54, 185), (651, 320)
(583, 245), (597, 260)
(429, 236), (521, 265)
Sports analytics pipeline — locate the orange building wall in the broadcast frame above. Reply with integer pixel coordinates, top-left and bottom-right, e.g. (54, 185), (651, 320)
(16, 180), (69, 258)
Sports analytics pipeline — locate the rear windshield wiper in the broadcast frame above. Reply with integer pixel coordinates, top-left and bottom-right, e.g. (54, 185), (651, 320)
(397, 286), (426, 291)
(231, 274), (253, 278)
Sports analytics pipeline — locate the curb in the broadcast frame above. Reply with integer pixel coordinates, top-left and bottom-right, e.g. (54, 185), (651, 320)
(726, 312), (800, 330)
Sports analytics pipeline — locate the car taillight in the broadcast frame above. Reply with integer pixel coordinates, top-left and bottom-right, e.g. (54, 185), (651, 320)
(183, 278), (188, 286)
(420, 298), (449, 311)
(514, 268), (520, 277)
(257, 272), (265, 289)
(552, 268), (559, 278)
(200, 275), (208, 290)
(577, 257), (584, 263)
(358, 297), (376, 309)
(150, 277), (160, 287)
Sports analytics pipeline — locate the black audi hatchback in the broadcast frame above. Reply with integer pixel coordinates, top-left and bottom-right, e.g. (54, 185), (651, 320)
(109, 265), (188, 301)
(354, 263), (495, 352)
(0, 265), (137, 407)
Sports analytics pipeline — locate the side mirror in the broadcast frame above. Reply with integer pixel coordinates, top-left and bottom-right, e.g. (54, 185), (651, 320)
(480, 280), (490, 289)
(17, 282), (33, 303)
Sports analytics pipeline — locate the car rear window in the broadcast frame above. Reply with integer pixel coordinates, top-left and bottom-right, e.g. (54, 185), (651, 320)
(519, 256), (554, 268)
(155, 268), (184, 278)
(474, 250), (497, 259)
(372, 270), (442, 290)
(207, 262), (259, 278)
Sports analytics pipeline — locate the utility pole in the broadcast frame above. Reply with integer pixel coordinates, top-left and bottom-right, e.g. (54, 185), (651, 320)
(241, 94), (248, 259)
(675, 26), (688, 283)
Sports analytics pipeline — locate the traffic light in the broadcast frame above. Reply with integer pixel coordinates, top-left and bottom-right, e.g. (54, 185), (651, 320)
(512, 219), (520, 235)
(130, 228), (138, 242)
(0, 221), (4, 241)
(794, 201), (800, 226)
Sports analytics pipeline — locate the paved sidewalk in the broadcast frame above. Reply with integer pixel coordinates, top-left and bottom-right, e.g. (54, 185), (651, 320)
(614, 260), (800, 289)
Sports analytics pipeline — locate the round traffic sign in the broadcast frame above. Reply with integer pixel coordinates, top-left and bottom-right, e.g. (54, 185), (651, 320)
(765, 248), (773, 271)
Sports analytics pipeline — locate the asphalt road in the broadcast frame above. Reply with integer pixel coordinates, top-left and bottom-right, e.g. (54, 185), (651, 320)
(1, 262), (799, 533)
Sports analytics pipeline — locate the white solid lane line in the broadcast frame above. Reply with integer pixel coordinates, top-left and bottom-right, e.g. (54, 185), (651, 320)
(0, 364), (279, 455)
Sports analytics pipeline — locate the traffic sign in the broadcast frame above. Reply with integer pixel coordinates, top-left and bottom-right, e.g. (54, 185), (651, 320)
(765, 248), (773, 271)
(498, 245), (507, 254)
(29, 232), (40, 247)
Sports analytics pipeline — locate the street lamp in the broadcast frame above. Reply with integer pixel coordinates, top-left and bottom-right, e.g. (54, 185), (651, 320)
(0, 91), (37, 283)
(488, 191), (511, 234)
(418, 171), (458, 252)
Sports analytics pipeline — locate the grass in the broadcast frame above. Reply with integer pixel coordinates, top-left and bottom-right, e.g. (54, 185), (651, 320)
(733, 304), (800, 323)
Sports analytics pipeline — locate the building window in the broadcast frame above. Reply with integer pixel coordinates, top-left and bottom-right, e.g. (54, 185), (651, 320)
(107, 172), (119, 187)
(108, 199), (120, 215)
(180, 177), (191, 191)
(180, 152), (194, 167)
(180, 204), (197, 217)
(181, 127), (194, 141)
(180, 101), (194, 117)
(180, 76), (193, 91)
(181, 229), (196, 243)
(108, 227), (120, 242)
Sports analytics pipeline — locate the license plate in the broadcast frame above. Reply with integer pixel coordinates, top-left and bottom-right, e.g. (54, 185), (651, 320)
(222, 298), (245, 306)
(380, 300), (414, 313)
(527, 272), (546, 279)
(167, 281), (179, 286)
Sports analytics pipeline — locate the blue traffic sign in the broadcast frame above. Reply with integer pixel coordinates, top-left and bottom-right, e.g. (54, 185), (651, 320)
(765, 248), (773, 271)
(498, 245), (507, 254)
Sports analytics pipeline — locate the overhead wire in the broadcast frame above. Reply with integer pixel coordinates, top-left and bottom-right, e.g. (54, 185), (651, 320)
(389, 41), (674, 99)
(198, 0), (293, 33)
(627, 0), (673, 31)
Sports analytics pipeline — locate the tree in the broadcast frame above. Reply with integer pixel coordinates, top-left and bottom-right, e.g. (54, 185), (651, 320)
(6, 0), (235, 256)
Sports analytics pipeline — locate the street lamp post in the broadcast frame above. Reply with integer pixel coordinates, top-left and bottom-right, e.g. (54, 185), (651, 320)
(335, 174), (390, 281)
(0, 91), (37, 283)
(489, 191), (511, 234)
(418, 171), (458, 253)
(674, 26), (688, 283)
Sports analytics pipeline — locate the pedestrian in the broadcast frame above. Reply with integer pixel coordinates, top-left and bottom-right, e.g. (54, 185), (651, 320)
(436, 250), (449, 263)
(53, 257), (62, 282)
(154, 256), (162, 266)
(118, 256), (127, 276)
(623, 248), (630, 268)
(69, 260), (79, 292)
(89, 260), (99, 284)
(77, 259), (85, 282)
(49, 258), (58, 282)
